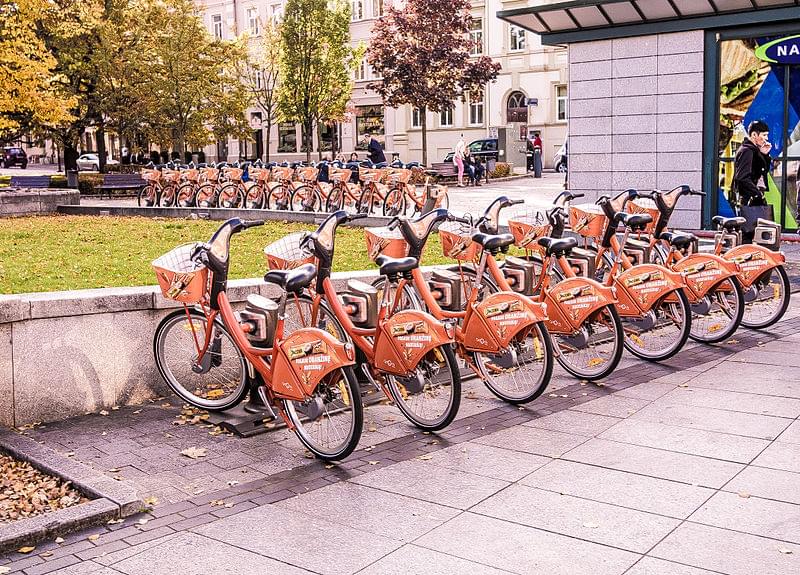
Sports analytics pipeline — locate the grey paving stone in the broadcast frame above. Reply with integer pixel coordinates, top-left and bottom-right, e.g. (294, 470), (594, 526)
(416, 512), (639, 575)
(276, 482), (459, 542)
(724, 466), (800, 505)
(657, 385), (800, 417)
(564, 438), (744, 488)
(112, 532), (312, 574)
(350, 459), (509, 510)
(356, 543), (516, 575)
(625, 557), (721, 575)
(777, 420), (800, 444)
(752, 441), (800, 474)
(598, 419), (770, 463)
(730, 349), (800, 367)
(520, 459), (713, 518)
(473, 426), (590, 458)
(92, 533), (181, 566)
(570, 395), (650, 418)
(630, 403), (791, 440)
(685, 364), (800, 399)
(472, 483), (679, 553)
(651, 522), (799, 575)
(194, 504), (402, 575)
(615, 381), (677, 401)
(47, 562), (121, 575)
(522, 410), (622, 437)
(420, 441), (551, 482)
(690, 490), (800, 544)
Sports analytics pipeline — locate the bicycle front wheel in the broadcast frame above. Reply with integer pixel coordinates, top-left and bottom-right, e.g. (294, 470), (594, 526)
(689, 277), (744, 344)
(383, 187), (406, 216)
(176, 182), (197, 207)
(218, 183), (243, 208)
(290, 185), (322, 212)
(554, 304), (624, 380)
(284, 365), (363, 461)
(153, 308), (248, 411)
(195, 184), (217, 208)
(622, 288), (691, 361)
(474, 322), (553, 404)
(138, 184), (158, 207)
(244, 183), (264, 209)
(740, 265), (791, 329)
(385, 345), (461, 431)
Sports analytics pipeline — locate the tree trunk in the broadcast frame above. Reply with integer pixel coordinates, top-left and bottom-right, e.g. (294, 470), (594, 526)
(331, 123), (338, 161)
(304, 118), (312, 163)
(96, 124), (107, 173)
(264, 120), (271, 163)
(63, 144), (79, 175)
(317, 122), (323, 161)
(421, 107), (428, 166)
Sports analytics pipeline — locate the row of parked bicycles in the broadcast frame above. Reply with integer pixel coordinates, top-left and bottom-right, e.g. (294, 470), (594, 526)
(151, 184), (790, 460)
(138, 159), (446, 217)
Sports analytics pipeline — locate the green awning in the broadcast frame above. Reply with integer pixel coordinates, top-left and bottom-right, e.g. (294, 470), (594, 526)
(498, 0), (800, 44)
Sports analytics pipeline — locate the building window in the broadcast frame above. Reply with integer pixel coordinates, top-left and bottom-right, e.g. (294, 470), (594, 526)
(270, 4), (282, 22)
(371, 0), (383, 18)
(212, 14), (223, 40)
(411, 107), (422, 128)
(278, 123), (296, 153)
(355, 58), (367, 81)
(510, 25), (526, 52)
(355, 105), (384, 149)
(469, 19), (483, 56)
(507, 91), (527, 123)
(556, 85), (568, 122)
(247, 8), (259, 35)
(352, 0), (364, 21)
(440, 107), (453, 127)
(254, 70), (263, 91)
(469, 94), (484, 126)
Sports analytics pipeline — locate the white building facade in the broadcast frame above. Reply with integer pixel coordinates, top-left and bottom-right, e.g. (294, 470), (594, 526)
(195, 0), (568, 167)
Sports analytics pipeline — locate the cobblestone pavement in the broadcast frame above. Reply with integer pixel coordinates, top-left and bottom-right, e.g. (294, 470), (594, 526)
(2, 294), (800, 574)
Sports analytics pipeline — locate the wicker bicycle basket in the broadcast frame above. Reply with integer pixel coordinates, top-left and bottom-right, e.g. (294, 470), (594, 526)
(224, 167), (244, 182)
(152, 243), (209, 304)
(142, 169), (161, 183)
(569, 203), (608, 238)
(365, 226), (410, 261)
(330, 168), (352, 183)
(438, 221), (480, 262)
(387, 169), (412, 185)
(627, 197), (660, 234)
(507, 212), (552, 252)
(296, 166), (319, 183)
(264, 232), (315, 270)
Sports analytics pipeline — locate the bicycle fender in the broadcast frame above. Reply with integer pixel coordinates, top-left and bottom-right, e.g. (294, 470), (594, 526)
(544, 277), (616, 334)
(462, 291), (548, 353)
(614, 264), (685, 316)
(375, 310), (453, 375)
(272, 328), (354, 401)
(723, 245), (785, 288)
(672, 253), (740, 301)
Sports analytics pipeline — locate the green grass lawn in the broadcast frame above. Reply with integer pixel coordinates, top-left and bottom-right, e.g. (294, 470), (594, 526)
(0, 215), (452, 294)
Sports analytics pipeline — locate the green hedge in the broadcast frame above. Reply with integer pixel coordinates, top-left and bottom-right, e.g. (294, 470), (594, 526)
(489, 162), (512, 179)
(78, 173), (105, 195)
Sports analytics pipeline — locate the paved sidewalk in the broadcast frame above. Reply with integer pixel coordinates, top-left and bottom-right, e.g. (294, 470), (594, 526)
(2, 295), (800, 574)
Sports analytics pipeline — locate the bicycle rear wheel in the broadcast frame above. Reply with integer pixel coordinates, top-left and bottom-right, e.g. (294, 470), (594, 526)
(474, 322), (553, 404)
(622, 289), (691, 361)
(554, 304), (624, 380)
(176, 182), (197, 207)
(290, 185), (322, 212)
(740, 265), (790, 329)
(385, 345), (460, 431)
(383, 187), (406, 216)
(284, 365), (363, 461)
(689, 278), (744, 343)
(153, 308), (248, 411)
(138, 184), (158, 207)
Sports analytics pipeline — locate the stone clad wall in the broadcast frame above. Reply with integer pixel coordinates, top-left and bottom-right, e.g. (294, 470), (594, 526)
(568, 31), (705, 229)
(0, 188), (80, 217)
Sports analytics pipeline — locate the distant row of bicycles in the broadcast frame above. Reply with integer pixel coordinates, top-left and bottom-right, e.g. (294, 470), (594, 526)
(138, 159), (447, 217)
(151, 183), (790, 460)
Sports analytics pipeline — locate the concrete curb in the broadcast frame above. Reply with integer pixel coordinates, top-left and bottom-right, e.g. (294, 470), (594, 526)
(0, 430), (144, 553)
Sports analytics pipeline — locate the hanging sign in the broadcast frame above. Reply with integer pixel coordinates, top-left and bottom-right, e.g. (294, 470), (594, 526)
(755, 35), (800, 64)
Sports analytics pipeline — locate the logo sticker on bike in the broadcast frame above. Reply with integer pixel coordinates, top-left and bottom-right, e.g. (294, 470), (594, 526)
(556, 285), (594, 303)
(288, 340), (327, 360)
(572, 214), (596, 233)
(484, 300), (524, 318)
(391, 321), (429, 337)
(367, 235), (392, 261)
(625, 270), (663, 287)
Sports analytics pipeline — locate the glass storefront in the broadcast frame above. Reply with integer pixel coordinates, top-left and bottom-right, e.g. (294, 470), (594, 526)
(717, 34), (800, 230)
(355, 105), (384, 151)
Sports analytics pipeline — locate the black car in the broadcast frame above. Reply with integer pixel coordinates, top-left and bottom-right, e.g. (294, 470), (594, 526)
(2, 147), (28, 169)
(444, 138), (499, 163)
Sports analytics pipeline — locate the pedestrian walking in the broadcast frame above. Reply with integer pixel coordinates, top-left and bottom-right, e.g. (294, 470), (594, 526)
(734, 120), (773, 242)
(454, 134), (466, 187)
(363, 132), (386, 165)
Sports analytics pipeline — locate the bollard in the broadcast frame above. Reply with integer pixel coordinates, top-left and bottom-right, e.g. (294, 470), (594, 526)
(533, 149), (542, 178)
(67, 169), (79, 189)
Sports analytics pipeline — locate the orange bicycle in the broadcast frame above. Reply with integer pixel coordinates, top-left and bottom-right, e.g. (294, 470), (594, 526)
(152, 218), (363, 460)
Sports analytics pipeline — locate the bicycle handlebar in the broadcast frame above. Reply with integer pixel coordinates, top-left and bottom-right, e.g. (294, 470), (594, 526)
(240, 219), (265, 229)
(346, 213), (368, 222)
(448, 214), (472, 225)
(508, 199), (524, 206)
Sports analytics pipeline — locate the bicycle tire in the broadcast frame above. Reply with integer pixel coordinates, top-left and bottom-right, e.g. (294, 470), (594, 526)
(370, 277), (425, 312)
(290, 185), (322, 212)
(283, 365), (363, 461)
(138, 184), (158, 207)
(385, 344), (461, 431)
(622, 288), (692, 361)
(160, 184), (178, 207)
(195, 183), (217, 208)
(266, 184), (291, 210)
(244, 182), (264, 209)
(740, 265), (791, 329)
(153, 308), (248, 411)
(325, 186), (345, 212)
(218, 183), (242, 208)
(356, 187), (374, 214)
(383, 187), (406, 216)
(176, 182), (197, 207)
(688, 277), (745, 344)
(554, 304), (624, 381)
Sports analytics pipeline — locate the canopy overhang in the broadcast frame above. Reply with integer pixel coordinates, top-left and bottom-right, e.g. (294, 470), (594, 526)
(498, 0), (800, 45)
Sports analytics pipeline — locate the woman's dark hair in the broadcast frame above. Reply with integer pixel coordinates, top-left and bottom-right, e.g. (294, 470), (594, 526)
(748, 120), (769, 135)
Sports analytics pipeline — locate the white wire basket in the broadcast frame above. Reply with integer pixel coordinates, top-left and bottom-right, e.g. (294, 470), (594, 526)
(507, 211), (552, 251)
(152, 243), (209, 303)
(264, 232), (315, 270)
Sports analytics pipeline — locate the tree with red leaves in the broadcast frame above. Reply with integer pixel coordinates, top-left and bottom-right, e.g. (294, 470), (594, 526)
(367, 0), (500, 165)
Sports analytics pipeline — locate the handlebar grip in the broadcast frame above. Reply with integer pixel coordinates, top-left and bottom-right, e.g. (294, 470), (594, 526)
(347, 213), (369, 222)
(509, 199), (525, 206)
(448, 214), (472, 225)
(571, 192), (585, 199)
(691, 190), (707, 197)
(241, 220), (265, 229)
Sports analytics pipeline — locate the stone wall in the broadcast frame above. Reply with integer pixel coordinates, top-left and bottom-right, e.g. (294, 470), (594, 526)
(0, 189), (80, 217)
(568, 30), (705, 229)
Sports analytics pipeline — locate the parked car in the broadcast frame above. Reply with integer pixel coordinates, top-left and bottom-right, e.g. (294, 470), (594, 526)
(76, 154), (118, 171)
(443, 138), (499, 163)
(553, 142), (567, 173)
(1, 147), (28, 169)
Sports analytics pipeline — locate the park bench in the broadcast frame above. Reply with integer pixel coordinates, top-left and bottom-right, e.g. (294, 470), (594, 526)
(9, 175), (51, 189)
(426, 162), (458, 183)
(93, 173), (146, 199)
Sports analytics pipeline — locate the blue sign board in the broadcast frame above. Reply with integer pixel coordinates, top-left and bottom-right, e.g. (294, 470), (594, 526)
(755, 35), (800, 64)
